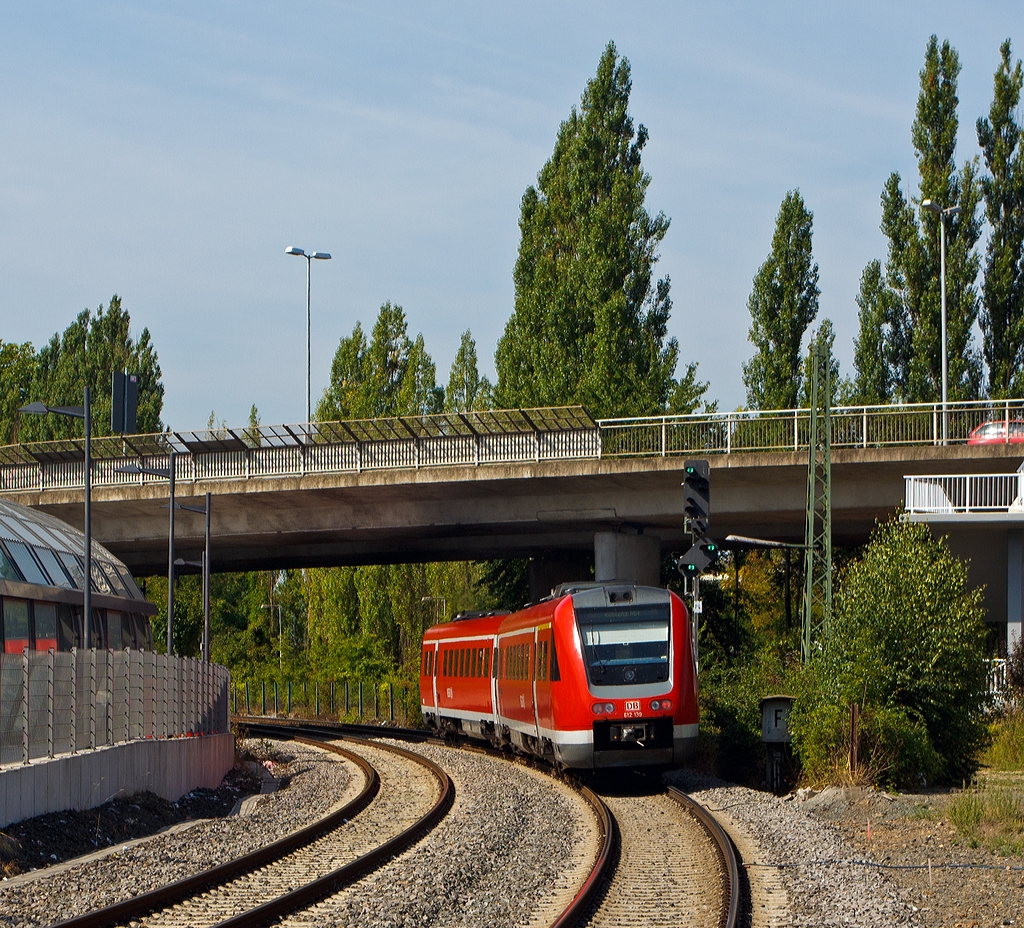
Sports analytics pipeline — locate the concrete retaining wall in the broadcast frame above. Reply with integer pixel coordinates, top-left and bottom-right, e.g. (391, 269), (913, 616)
(0, 733), (235, 828)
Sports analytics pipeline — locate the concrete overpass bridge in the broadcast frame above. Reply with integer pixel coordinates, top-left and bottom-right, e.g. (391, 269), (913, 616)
(2, 400), (1022, 598)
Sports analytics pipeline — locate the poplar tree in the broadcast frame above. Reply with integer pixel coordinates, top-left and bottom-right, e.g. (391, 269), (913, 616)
(0, 340), (36, 444)
(879, 36), (982, 402)
(21, 296), (164, 441)
(850, 260), (894, 405)
(742, 190), (820, 410)
(977, 39), (1024, 398)
(445, 330), (492, 413)
(495, 42), (706, 418)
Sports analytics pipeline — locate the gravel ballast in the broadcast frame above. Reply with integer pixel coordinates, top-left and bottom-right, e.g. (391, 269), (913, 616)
(0, 739), (356, 927)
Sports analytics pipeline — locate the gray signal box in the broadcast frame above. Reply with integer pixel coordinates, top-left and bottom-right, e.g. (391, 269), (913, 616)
(760, 695), (794, 743)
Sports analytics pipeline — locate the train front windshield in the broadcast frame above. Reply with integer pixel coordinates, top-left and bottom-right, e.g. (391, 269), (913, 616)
(575, 603), (670, 686)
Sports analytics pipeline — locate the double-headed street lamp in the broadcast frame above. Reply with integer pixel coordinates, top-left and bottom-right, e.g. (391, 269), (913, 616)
(19, 389), (93, 647)
(285, 246), (331, 425)
(921, 198), (961, 445)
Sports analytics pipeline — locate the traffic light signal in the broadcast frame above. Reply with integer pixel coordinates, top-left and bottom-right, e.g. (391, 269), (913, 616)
(111, 372), (139, 434)
(675, 537), (720, 576)
(682, 459), (710, 536)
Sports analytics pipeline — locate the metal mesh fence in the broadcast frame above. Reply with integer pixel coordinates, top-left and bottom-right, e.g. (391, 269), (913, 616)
(234, 678), (417, 727)
(0, 650), (229, 768)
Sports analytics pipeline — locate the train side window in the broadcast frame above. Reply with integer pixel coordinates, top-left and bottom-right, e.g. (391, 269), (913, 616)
(3, 598), (31, 653)
(550, 637), (560, 681)
(470, 647), (476, 677)
(485, 648), (491, 678)
(459, 648), (465, 677)
(34, 602), (58, 651)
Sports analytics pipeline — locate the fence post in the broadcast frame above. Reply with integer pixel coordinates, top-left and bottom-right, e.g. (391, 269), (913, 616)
(22, 651), (30, 764)
(315, 682), (320, 717)
(345, 681), (350, 716)
(862, 407), (868, 449)
(358, 681), (363, 719)
(287, 680), (292, 715)
(274, 681), (279, 716)
(661, 418), (666, 457)
(70, 648), (78, 754)
(47, 649), (55, 758)
(261, 680), (266, 715)
(389, 683), (394, 722)
(374, 683), (379, 719)
(106, 650), (113, 746)
(89, 649), (96, 750)
(330, 681), (335, 716)
(124, 652), (130, 744)
(245, 681), (251, 715)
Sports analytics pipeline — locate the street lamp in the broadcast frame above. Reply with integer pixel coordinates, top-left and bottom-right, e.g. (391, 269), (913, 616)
(285, 246), (332, 425)
(19, 389), (93, 647)
(921, 199), (961, 445)
(114, 452), (177, 655)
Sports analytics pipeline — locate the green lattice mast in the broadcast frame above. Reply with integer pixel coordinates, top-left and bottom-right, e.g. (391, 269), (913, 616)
(802, 341), (832, 662)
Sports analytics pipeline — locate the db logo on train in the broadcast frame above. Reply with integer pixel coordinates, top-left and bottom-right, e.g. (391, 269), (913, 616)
(624, 699), (641, 718)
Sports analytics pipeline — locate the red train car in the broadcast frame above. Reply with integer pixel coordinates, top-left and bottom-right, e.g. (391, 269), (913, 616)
(419, 582), (698, 769)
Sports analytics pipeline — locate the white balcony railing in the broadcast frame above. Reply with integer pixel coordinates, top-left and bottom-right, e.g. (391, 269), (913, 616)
(904, 473), (1024, 515)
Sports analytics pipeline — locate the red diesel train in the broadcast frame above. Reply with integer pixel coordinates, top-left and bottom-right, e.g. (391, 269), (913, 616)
(419, 581), (697, 769)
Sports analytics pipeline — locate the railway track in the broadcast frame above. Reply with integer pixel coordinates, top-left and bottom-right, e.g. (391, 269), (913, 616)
(42, 718), (737, 928)
(50, 731), (453, 928)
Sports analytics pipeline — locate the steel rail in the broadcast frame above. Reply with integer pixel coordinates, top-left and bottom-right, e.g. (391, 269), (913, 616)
(51, 740), (380, 928)
(667, 785), (741, 928)
(236, 717), (616, 928)
(211, 722), (455, 928)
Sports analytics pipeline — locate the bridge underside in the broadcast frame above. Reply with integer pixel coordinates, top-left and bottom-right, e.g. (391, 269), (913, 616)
(9, 444), (1020, 577)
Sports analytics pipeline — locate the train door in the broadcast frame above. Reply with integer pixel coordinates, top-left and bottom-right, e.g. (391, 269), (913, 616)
(431, 641), (440, 713)
(489, 635), (499, 722)
(531, 627), (542, 741)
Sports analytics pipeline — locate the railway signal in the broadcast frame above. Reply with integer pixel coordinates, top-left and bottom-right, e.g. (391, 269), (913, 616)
(682, 459), (710, 536)
(675, 537), (720, 576)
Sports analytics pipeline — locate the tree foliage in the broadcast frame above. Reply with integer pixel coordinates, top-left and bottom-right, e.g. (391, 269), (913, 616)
(17, 296), (164, 441)
(977, 39), (1024, 399)
(0, 340), (36, 444)
(790, 517), (989, 786)
(873, 36), (983, 403)
(445, 331), (492, 413)
(494, 41), (706, 418)
(850, 260), (894, 405)
(318, 302), (443, 421)
(742, 190), (820, 410)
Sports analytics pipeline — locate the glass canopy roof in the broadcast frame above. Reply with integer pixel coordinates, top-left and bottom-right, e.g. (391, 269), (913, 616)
(0, 498), (144, 601)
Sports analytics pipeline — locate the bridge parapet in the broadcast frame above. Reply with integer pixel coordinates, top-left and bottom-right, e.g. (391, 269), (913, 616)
(1, 399), (1022, 494)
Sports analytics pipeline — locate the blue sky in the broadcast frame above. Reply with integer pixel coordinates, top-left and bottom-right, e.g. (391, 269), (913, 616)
(0, 2), (1018, 429)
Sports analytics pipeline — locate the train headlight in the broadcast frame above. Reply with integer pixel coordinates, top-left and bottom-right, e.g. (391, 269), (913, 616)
(649, 698), (673, 711)
(592, 702), (616, 715)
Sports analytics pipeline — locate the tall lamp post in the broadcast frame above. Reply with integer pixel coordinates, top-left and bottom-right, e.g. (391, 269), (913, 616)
(115, 452), (177, 654)
(921, 199), (961, 445)
(285, 246), (331, 425)
(20, 389), (93, 647)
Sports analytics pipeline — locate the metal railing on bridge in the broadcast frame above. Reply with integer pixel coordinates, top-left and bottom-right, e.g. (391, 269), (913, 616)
(0, 650), (230, 767)
(1, 399), (1022, 493)
(904, 472), (1024, 515)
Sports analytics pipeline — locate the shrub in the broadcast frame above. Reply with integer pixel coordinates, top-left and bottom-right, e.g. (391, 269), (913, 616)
(985, 710), (1024, 771)
(789, 517), (989, 786)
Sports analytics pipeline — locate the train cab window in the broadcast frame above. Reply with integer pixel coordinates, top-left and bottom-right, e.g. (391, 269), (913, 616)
(34, 602), (58, 651)
(550, 637), (560, 681)
(4, 541), (49, 586)
(422, 649), (429, 676)
(2, 598), (31, 653)
(0, 544), (23, 581)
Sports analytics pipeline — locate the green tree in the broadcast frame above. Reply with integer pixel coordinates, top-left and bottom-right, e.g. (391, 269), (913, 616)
(494, 41), (706, 418)
(977, 39), (1024, 398)
(0, 340), (36, 444)
(318, 302), (442, 421)
(21, 296), (164, 441)
(445, 331), (492, 412)
(850, 260), (894, 405)
(881, 36), (983, 402)
(742, 190), (820, 410)
(791, 518), (988, 786)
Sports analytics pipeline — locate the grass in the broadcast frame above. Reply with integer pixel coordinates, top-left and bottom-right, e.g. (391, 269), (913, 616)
(949, 779), (1024, 855)
(984, 708), (1024, 771)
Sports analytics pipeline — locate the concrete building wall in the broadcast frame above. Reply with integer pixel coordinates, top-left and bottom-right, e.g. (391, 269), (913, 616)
(0, 733), (234, 828)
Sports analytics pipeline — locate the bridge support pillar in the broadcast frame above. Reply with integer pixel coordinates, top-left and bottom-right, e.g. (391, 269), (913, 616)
(529, 554), (591, 604)
(1009, 529), (1022, 654)
(594, 531), (661, 587)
